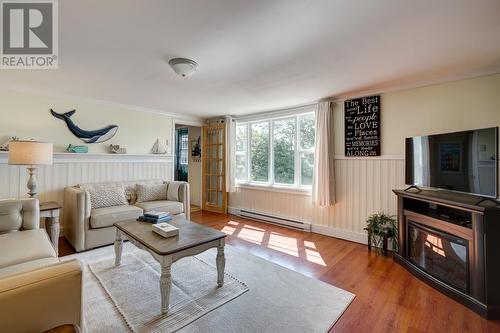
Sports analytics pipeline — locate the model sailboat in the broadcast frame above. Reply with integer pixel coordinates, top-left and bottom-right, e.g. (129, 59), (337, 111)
(151, 138), (168, 154)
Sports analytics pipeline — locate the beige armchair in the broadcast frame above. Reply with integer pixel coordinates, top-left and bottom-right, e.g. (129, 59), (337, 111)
(0, 198), (83, 333)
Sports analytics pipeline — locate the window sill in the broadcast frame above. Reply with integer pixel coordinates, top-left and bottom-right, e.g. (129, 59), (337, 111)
(235, 183), (312, 196)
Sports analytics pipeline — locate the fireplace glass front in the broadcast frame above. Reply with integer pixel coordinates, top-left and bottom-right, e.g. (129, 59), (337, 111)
(408, 221), (469, 292)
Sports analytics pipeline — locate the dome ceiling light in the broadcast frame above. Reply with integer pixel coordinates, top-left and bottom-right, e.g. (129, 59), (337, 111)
(168, 58), (198, 77)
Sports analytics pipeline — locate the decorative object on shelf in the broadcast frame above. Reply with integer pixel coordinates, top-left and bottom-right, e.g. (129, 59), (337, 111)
(109, 144), (127, 154)
(344, 95), (380, 157)
(66, 144), (88, 153)
(151, 138), (168, 154)
(8, 140), (53, 197)
(364, 212), (397, 256)
(191, 136), (201, 162)
(0, 136), (19, 151)
(50, 109), (119, 144)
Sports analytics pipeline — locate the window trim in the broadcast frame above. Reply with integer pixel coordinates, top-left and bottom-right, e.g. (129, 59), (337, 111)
(234, 111), (315, 192)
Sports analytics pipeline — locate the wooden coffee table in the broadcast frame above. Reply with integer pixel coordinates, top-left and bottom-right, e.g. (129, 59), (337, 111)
(113, 216), (226, 315)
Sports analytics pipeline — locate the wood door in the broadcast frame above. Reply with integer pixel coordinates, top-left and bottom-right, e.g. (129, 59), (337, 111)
(202, 123), (227, 214)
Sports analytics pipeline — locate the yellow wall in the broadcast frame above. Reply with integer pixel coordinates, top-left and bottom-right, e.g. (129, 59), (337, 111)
(334, 74), (500, 155)
(0, 90), (174, 154)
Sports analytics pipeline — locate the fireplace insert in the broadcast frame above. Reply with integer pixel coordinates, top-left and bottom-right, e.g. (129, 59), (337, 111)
(408, 221), (469, 292)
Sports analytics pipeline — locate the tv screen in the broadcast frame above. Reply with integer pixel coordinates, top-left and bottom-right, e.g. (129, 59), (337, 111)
(405, 127), (498, 198)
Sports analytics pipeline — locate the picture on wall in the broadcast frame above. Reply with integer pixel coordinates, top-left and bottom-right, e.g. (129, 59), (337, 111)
(191, 136), (201, 162)
(439, 142), (462, 173)
(344, 95), (380, 157)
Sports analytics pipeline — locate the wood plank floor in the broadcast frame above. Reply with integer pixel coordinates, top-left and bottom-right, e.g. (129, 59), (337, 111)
(59, 211), (500, 333)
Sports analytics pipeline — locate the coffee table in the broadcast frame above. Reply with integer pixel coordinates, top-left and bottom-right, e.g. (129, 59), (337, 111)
(113, 216), (226, 315)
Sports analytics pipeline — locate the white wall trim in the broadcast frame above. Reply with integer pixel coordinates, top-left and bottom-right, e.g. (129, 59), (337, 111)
(334, 154), (404, 160)
(311, 224), (368, 245)
(235, 184), (312, 196)
(0, 151), (173, 164)
(229, 205), (368, 245)
(0, 87), (204, 123)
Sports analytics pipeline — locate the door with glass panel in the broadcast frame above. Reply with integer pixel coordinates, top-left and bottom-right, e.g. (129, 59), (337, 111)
(202, 123), (227, 213)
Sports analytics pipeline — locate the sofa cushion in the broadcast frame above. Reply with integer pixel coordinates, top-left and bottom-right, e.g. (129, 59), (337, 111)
(136, 183), (168, 203)
(0, 229), (56, 269)
(0, 199), (40, 233)
(85, 186), (128, 209)
(167, 181), (182, 201)
(0, 257), (60, 278)
(134, 200), (184, 215)
(79, 179), (164, 204)
(90, 205), (143, 229)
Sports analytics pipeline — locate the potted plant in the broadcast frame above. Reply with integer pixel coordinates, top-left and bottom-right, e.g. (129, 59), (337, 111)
(364, 212), (398, 256)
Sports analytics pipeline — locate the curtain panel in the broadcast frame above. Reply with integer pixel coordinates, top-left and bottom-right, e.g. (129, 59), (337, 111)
(312, 101), (336, 206)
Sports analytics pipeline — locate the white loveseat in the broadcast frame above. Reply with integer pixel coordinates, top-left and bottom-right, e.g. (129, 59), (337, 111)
(0, 198), (83, 333)
(64, 179), (190, 252)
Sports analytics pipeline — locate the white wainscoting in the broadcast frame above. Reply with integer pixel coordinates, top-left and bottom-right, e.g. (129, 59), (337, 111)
(229, 157), (406, 244)
(0, 154), (173, 231)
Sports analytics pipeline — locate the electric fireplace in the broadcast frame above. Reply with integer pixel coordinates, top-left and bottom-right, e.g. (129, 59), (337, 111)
(393, 189), (500, 319)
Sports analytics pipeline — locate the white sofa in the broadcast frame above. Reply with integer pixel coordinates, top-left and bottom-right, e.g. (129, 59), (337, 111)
(0, 198), (83, 333)
(64, 179), (190, 252)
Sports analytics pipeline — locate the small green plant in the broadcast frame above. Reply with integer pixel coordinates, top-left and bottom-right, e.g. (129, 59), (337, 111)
(364, 212), (398, 256)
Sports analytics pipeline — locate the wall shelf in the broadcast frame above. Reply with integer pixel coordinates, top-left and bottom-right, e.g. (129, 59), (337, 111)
(0, 151), (174, 164)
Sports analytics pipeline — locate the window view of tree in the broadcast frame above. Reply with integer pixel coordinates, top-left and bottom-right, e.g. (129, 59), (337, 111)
(273, 118), (296, 184)
(235, 124), (248, 180)
(299, 114), (315, 150)
(250, 122), (269, 182)
(235, 111), (315, 189)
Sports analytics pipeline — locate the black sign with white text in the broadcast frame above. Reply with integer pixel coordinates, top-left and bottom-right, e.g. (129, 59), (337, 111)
(344, 95), (380, 157)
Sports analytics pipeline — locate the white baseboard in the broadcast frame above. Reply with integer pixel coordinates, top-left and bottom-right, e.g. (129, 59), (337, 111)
(311, 224), (368, 245)
(228, 206), (368, 245)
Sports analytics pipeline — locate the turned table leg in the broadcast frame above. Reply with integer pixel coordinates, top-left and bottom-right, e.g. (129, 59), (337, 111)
(160, 264), (172, 314)
(114, 229), (123, 266)
(216, 239), (226, 287)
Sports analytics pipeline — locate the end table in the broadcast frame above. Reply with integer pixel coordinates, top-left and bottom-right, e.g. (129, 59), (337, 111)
(40, 201), (62, 256)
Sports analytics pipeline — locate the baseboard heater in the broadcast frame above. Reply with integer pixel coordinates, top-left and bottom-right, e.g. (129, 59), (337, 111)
(232, 208), (311, 232)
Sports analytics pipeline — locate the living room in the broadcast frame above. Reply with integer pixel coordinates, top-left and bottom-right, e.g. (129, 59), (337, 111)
(0, 1), (499, 332)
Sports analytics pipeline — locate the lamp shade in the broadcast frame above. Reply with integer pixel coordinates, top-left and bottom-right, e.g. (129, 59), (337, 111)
(8, 141), (53, 165)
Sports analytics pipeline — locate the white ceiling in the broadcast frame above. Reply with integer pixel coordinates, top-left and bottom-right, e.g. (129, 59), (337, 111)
(1, 0), (499, 119)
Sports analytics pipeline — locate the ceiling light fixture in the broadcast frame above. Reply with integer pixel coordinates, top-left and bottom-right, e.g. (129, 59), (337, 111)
(168, 58), (198, 77)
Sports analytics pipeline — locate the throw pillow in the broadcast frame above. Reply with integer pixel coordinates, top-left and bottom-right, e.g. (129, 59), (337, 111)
(167, 181), (181, 201)
(87, 186), (128, 209)
(136, 183), (168, 203)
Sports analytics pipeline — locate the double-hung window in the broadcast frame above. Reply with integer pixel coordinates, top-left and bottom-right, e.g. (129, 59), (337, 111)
(235, 110), (316, 190)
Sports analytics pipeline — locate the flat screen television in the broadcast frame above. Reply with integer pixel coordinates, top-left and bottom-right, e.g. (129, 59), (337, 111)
(405, 127), (498, 198)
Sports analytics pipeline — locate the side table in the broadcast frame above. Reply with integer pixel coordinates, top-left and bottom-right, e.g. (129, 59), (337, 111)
(40, 201), (62, 256)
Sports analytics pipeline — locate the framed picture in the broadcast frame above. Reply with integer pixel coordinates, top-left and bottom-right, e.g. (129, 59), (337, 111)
(191, 136), (201, 162)
(439, 142), (462, 173)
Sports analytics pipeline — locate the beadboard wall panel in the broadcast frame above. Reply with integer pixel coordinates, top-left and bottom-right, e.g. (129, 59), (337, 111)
(0, 159), (173, 229)
(229, 158), (405, 242)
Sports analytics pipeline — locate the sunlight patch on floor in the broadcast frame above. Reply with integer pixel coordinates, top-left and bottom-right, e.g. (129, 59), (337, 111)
(237, 226), (265, 245)
(268, 232), (299, 257)
(305, 249), (326, 266)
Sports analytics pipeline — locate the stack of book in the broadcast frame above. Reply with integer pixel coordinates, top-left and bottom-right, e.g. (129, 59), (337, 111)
(137, 211), (172, 224)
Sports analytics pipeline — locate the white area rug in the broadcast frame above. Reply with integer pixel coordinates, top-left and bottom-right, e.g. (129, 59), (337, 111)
(64, 243), (355, 333)
(89, 251), (248, 333)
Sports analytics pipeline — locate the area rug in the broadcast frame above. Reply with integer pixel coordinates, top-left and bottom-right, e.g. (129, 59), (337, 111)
(64, 243), (355, 333)
(89, 251), (248, 332)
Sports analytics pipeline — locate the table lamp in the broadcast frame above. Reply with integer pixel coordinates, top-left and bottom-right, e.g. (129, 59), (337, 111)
(8, 140), (53, 197)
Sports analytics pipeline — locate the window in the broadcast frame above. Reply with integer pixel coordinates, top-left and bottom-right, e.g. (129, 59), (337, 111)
(179, 131), (189, 165)
(235, 111), (315, 189)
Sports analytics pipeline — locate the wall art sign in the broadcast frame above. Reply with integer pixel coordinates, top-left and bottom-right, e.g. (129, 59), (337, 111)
(344, 95), (380, 157)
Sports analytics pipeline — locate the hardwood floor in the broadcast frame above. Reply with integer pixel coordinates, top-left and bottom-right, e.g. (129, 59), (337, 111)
(59, 211), (500, 332)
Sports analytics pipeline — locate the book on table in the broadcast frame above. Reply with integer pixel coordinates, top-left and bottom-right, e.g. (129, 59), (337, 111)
(144, 211), (171, 219)
(137, 215), (172, 224)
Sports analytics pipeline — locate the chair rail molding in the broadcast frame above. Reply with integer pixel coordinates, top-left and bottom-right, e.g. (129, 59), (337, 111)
(0, 151), (173, 164)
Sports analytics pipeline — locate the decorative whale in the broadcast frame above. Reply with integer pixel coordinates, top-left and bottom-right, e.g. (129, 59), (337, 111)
(50, 109), (118, 144)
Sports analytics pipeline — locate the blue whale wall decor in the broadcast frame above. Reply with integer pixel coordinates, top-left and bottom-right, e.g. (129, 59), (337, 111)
(50, 109), (119, 144)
